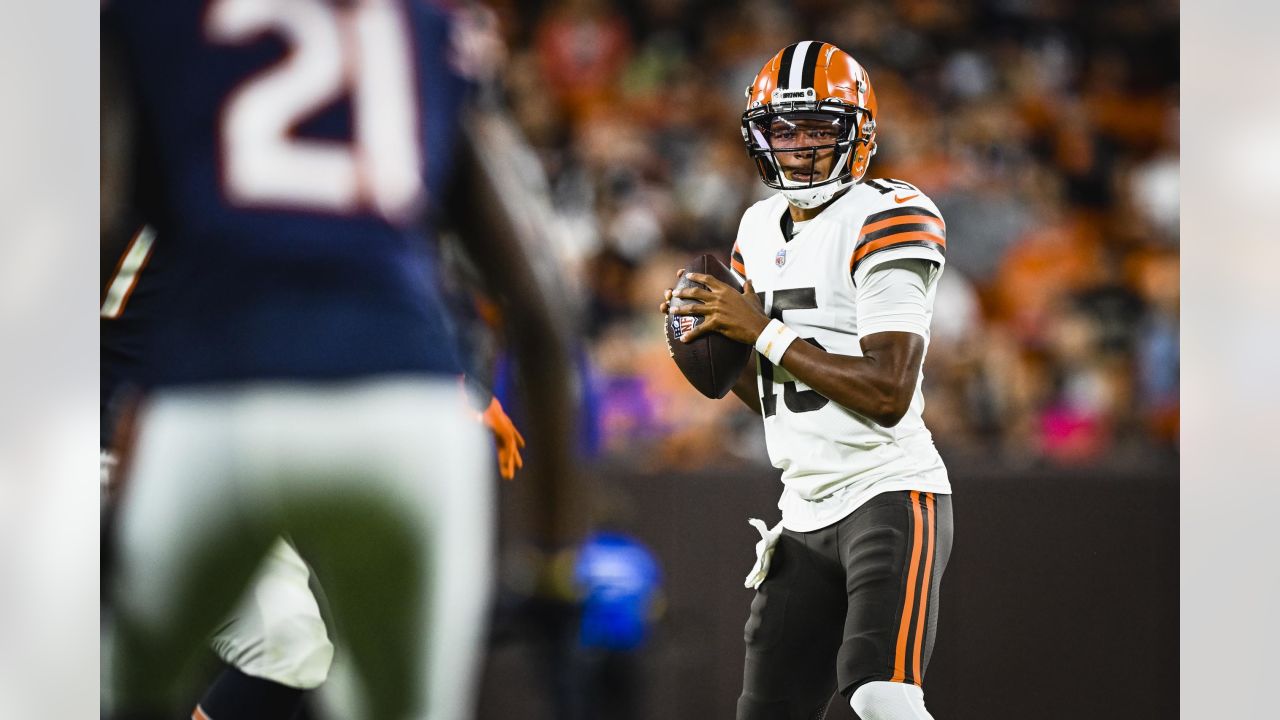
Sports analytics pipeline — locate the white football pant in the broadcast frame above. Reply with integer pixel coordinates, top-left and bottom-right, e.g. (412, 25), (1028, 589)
(110, 376), (493, 720)
(209, 538), (333, 690)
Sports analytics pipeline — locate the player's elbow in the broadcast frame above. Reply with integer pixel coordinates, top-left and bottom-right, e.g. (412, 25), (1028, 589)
(870, 405), (908, 428)
(866, 387), (913, 428)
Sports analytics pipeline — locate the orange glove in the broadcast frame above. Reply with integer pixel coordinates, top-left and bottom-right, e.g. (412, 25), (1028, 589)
(480, 396), (525, 480)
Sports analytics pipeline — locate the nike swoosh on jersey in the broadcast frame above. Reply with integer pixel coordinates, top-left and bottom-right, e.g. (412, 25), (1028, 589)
(893, 193), (920, 203)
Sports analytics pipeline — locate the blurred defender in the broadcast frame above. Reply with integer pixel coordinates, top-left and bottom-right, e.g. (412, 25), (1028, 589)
(663, 42), (954, 719)
(101, 1), (578, 718)
(102, 222), (529, 720)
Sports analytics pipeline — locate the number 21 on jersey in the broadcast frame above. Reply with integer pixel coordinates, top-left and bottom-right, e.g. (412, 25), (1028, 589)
(206, 0), (423, 221)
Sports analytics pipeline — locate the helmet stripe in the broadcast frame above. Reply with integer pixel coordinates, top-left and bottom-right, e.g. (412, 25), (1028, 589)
(776, 43), (799, 88)
(801, 42), (824, 91)
(788, 40), (814, 89)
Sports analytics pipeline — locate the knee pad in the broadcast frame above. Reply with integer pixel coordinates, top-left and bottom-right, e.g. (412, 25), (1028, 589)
(849, 681), (933, 720)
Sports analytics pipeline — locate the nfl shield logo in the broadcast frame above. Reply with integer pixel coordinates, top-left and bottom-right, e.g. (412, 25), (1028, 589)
(775, 248), (787, 267)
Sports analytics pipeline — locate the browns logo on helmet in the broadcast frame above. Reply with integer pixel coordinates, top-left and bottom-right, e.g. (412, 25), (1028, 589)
(741, 41), (878, 209)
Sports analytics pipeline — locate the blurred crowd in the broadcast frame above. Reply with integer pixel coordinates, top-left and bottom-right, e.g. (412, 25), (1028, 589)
(483, 0), (1179, 469)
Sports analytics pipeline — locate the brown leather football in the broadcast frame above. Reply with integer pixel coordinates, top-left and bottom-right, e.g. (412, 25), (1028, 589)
(665, 254), (754, 399)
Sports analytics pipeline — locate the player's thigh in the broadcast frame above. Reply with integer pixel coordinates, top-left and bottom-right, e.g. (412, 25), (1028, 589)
(415, 392), (494, 720)
(276, 378), (493, 717)
(921, 494), (952, 673)
(739, 531), (846, 719)
(836, 490), (949, 699)
(111, 391), (276, 696)
(210, 538), (334, 690)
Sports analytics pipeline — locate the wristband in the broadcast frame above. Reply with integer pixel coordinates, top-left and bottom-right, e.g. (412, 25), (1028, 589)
(755, 319), (799, 365)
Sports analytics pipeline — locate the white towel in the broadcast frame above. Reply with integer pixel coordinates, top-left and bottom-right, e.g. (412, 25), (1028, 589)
(744, 518), (784, 589)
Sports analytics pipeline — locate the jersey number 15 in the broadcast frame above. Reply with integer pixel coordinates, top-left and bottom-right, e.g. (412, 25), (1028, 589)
(757, 288), (830, 417)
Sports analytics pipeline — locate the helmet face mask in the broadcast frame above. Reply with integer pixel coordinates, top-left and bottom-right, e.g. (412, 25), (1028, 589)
(741, 42), (878, 209)
(743, 106), (863, 207)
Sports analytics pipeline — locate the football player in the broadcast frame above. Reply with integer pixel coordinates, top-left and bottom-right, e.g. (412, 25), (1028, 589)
(102, 222), (333, 720)
(102, 224), (528, 720)
(100, 2), (579, 719)
(662, 41), (954, 720)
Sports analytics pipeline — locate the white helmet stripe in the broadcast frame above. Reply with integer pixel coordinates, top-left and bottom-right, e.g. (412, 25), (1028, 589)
(789, 41), (814, 89)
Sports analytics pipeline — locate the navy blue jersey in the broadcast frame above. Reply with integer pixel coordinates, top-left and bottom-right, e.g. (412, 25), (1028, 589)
(101, 223), (170, 446)
(102, 0), (470, 386)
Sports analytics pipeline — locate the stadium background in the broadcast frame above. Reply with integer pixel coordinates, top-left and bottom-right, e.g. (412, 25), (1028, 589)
(461, 0), (1178, 719)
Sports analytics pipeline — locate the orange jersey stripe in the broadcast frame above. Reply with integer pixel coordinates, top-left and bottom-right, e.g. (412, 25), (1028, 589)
(730, 244), (746, 276)
(892, 491), (925, 683)
(851, 231), (946, 269)
(912, 492), (937, 684)
(859, 213), (946, 238)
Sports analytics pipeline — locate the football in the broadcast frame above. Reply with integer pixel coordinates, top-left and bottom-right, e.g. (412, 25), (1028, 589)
(665, 254), (754, 399)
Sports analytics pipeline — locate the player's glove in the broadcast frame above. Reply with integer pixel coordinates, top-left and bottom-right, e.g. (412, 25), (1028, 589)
(479, 396), (525, 480)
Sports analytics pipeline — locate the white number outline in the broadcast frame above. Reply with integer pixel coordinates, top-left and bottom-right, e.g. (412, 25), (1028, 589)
(204, 0), (425, 221)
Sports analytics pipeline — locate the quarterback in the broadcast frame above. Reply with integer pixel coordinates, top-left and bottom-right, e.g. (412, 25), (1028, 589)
(663, 41), (953, 719)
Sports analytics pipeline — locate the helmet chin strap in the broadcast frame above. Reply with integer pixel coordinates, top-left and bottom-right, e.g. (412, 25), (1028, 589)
(781, 181), (849, 209)
(778, 145), (853, 209)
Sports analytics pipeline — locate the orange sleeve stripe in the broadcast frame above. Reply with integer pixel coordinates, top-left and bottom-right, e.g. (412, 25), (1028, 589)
(859, 213), (945, 237)
(892, 491), (925, 684)
(730, 244), (746, 276)
(912, 492), (937, 684)
(850, 232), (946, 269)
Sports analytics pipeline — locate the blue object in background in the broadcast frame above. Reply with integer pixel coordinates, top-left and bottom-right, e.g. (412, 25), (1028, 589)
(574, 531), (661, 651)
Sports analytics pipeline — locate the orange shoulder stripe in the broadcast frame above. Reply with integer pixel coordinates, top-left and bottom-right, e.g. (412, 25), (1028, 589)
(859, 213), (946, 238)
(850, 231), (946, 270)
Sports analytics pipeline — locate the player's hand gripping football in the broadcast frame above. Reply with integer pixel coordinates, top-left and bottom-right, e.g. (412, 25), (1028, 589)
(661, 269), (770, 345)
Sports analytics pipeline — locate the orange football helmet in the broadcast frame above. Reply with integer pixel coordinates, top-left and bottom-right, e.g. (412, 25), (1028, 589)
(741, 41), (878, 208)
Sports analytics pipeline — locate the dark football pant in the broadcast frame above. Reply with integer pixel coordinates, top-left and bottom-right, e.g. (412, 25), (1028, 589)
(196, 665), (305, 720)
(737, 490), (953, 720)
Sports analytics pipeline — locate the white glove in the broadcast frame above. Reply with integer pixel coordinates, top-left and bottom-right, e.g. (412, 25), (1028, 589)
(744, 518), (784, 589)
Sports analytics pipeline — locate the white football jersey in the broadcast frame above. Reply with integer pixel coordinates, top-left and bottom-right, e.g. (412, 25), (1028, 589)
(730, 179), (951, 532)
